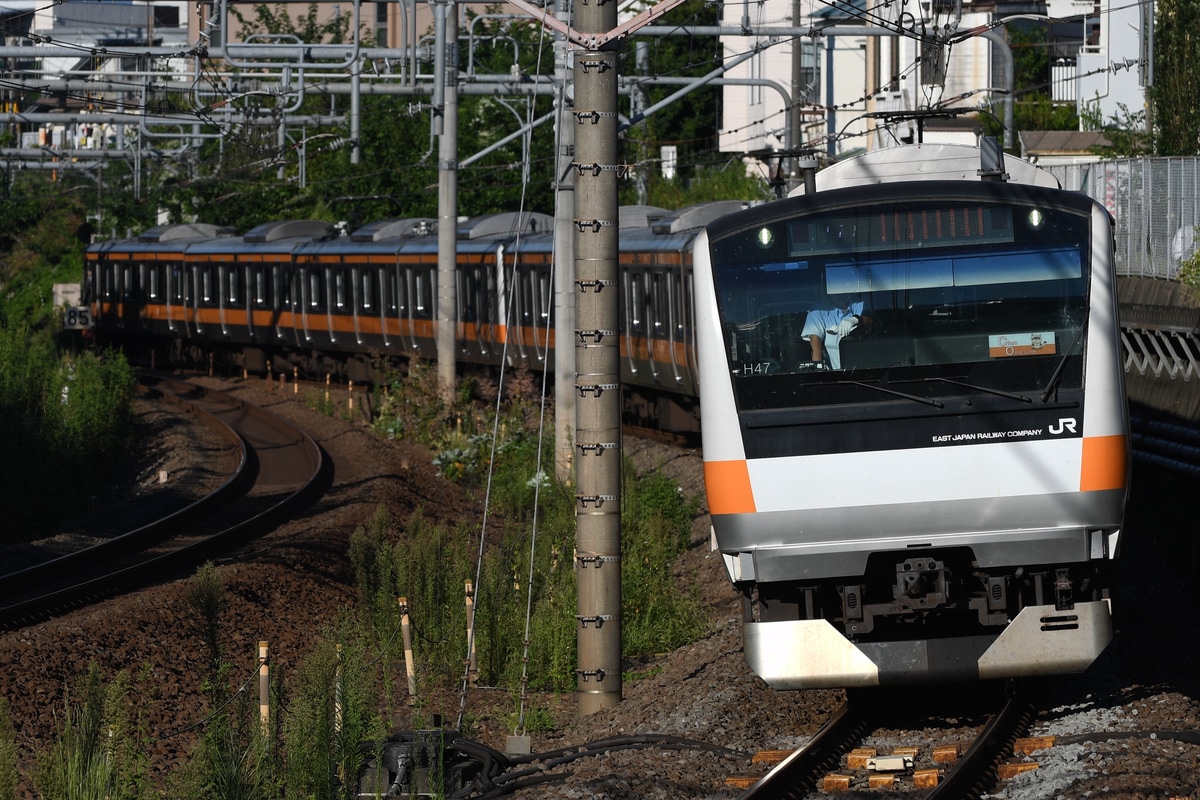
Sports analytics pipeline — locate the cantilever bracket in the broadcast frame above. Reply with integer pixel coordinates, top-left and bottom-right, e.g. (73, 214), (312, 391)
(505, 0), (695, 49)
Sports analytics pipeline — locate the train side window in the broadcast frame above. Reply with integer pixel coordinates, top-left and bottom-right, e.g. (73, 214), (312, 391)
(226, 267), (241, 305)
(537, 272), (552, 325)
(415, 272), (431, 317)
(171, 266), (184, 301)
(388, 269), (402, 314)
(335, 270), (347, 310)
(518, 271), (533, 325)
(201, 266), (215, 305)
(360, 269), (374, 311)
(626, 271), (644, 333)
(651, 272), (665, 330)
(308, 270), (324, 311)
(278, 268), (291, 308)
(254, 268), (270, 306)
(145, 264), (158, 300)
(122, 265), (134, 300)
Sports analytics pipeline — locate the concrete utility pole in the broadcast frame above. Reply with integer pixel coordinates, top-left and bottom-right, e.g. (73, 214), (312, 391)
(433, 0), (459, 400)
(507, 0), (694, 716)
(571, 0), (622, 716)
(553, 0), (576, 485)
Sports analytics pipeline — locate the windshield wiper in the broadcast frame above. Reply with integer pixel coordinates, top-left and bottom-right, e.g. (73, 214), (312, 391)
(921, 377), (1032, 404)
(1040, 331), (1084, 403)
(842, 380), (945, 408)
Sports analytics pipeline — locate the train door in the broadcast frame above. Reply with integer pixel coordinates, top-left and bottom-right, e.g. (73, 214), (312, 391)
(272, 263), (287, 345)
(329, 261), (346, 349)
(166, 261), (186, 335)
(383, 261), (405, 351)
(457, 258), (496, 362)
(118, 258), (135, 330)
(531, 263), (552, 364)
(682, 261), (699, 387)
(298, 260), (324, 345)
(508, 261), (531, 364)
(192, 262), (213, 335)
(249, 263), (272, 342)
(94, 255), (115, 328)
(217, 262), (233, 338)
(144, 259), (168, 337)
(651, 267), (682, 386)
(411, 261), (437, 357)
(361, 263), (389, 351)
(351, 263), (369, 348)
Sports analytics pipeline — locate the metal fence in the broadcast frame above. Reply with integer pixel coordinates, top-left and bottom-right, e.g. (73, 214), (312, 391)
(1046, 157), (1200, 280)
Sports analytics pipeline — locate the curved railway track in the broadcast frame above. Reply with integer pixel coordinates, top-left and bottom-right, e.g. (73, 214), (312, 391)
(736, 681), (1034, 800)
(0, 374), (328, 629)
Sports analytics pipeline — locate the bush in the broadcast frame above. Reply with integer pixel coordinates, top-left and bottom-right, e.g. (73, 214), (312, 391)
(282, 611), (385, 800)
(0, 324), (136, 540)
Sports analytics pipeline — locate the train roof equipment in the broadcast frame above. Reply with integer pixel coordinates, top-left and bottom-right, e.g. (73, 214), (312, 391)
(791, 143), (1062, 194)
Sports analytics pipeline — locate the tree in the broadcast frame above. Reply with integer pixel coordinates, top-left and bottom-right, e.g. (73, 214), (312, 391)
(623, 0), (722, 194)
(981, 21), (1078, 144)
(1150, 0), (1200, 155)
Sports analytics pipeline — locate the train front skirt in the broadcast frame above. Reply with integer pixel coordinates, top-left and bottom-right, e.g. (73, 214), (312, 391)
(743, 599), (1112, 688)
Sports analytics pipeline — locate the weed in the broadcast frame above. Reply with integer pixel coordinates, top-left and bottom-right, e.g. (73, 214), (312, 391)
(0, 698), (18, 800)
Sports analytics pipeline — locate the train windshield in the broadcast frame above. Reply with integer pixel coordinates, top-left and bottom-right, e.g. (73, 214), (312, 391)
(708, 192), (1092, 409)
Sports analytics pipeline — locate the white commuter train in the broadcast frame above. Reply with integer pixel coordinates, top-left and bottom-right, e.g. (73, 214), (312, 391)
(693, 143), (1130, 687)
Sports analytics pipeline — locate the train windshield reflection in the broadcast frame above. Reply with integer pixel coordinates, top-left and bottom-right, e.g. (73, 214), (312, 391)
(709, 197), (1091, 401)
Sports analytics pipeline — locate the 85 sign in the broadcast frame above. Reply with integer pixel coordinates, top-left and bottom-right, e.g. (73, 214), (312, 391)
(63, 306), (93, 330)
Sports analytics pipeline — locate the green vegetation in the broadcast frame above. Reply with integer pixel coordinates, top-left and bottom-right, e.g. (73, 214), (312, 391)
(5, 358), (706, 797)
(0, 699), (18, 800)
(0, 321), (137, 539)
(1149, 0), (1200, 156)
(0, 169), (139, 541)
(364, 360), (706, 689)
(34, 665), (152, 800)
(1177, 233), (1200, 288)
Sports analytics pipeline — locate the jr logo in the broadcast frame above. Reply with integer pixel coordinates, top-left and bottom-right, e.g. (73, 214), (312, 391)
(1049, 417), (1078, 435)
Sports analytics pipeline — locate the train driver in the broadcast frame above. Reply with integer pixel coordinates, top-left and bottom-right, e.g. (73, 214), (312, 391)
(801, 299), (869, 370)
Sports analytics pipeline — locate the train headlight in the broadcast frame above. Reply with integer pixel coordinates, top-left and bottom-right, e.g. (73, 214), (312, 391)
(755, 227), (774, 248)
(1026, 209), (1047, 230)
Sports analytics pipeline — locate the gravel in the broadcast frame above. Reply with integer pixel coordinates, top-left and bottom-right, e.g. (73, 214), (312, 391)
(2, 374), (1199, 800)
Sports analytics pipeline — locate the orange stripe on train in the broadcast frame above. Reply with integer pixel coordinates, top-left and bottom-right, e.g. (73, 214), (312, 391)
(704, 460), (756, 515)
(1080, 434), (1128, 492)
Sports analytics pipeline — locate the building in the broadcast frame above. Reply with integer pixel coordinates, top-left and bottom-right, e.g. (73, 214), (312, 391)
(719, 0), (1150, 175)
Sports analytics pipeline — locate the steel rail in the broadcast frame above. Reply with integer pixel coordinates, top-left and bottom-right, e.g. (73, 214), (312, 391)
(928, 681), (1034, 800)
(738, 695), (872, 800)
(0, 376), (328, 628)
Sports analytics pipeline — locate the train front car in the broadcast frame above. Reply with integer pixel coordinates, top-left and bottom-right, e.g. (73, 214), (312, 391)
(693, 144), (1129, 688)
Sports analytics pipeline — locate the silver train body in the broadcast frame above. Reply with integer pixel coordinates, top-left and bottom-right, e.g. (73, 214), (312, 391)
(692, 144), (1130, 688)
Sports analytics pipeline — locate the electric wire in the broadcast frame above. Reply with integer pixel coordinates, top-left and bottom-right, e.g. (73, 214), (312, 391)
(453, 4), (557, 736)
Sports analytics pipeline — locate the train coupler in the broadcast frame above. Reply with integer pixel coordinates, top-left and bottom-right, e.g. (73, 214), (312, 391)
(1054, 568), (1074, 611)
